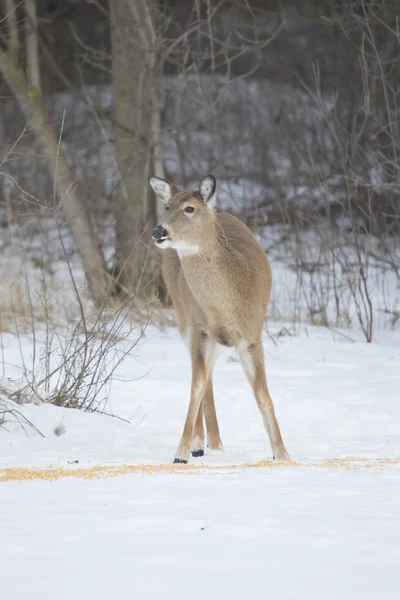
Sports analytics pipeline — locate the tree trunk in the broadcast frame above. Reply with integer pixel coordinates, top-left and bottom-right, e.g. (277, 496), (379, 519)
(24, 0), (41, 95)
(0, 49), (109, 305)
(110, 0), (164, 299)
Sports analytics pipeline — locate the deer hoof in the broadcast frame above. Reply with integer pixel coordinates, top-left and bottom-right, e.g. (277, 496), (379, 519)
(173, 458), (188, 464)
(273, 451), (291, 461)
(191, 449), (204, 458)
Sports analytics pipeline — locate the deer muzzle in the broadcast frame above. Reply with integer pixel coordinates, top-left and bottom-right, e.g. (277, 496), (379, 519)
(152, 225), (169, 244)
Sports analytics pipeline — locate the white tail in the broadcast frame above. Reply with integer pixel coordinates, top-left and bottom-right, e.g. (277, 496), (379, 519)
(149, 175), (290, 464)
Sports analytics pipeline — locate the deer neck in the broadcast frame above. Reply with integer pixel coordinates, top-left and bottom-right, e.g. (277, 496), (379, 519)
(179, 219), (230, 263)
(178, 221), (233, 307)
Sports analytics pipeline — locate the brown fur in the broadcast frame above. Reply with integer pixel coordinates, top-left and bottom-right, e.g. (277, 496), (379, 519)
(149, 177), (290, 463)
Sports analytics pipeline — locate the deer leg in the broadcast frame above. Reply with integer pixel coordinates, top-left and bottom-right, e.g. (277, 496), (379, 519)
(192, 365), (223, 456)
(238, 340), (290, 461)
(203, 378), (224, 451)
(191, 400), (205, 457)
(174, 337), (215, 464)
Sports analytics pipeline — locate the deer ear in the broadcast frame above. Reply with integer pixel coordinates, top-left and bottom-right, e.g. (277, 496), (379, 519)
(149, 176), (179, 204)
(199, 175), (217, 209)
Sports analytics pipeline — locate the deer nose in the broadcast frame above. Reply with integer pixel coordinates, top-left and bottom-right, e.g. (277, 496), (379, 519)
(152, 225), (168, 240)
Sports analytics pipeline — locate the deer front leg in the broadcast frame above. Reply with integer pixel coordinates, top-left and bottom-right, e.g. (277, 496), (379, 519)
(174, 364), (207, 464)
(174, 337), (215, 464)
(238, 340), (290, 461)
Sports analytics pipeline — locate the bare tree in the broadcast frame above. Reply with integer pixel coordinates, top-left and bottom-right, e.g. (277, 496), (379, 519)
(0, 0), (109, 305)
(110, 0), (163, 298)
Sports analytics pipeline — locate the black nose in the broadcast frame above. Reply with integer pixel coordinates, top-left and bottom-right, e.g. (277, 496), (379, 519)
(152, 225), (167, 240)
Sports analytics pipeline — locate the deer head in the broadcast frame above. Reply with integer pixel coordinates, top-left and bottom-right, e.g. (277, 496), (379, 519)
(149, 176), (218, 254)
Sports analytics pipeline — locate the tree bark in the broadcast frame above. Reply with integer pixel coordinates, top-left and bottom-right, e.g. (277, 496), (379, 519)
(5, 0), (18, 57)
(0, 49), (109, 305)
(24, 0), (41, 95)
(110, 0), (163, 299)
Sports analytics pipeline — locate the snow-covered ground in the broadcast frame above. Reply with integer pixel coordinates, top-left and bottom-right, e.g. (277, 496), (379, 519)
(1, 324), (400, 599)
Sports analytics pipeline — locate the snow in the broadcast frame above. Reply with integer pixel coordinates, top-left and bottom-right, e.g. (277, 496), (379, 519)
(2, 466), (399, 600)
(1, 324), (400, 599)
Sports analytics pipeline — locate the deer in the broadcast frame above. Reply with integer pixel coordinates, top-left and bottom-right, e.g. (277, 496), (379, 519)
(149, 175), (290, 464)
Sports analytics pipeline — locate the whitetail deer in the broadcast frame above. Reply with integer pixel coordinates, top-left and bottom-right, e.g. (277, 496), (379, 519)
(149, 175), (290, 464)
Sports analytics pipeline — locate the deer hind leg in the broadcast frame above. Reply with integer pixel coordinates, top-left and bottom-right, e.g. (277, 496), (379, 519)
(174, 336), (216, 464)
(203, 378), (224, 451)
(191, 400), (205, 457)
(238, 340), (290, 461)
(191, 367), (224, 457)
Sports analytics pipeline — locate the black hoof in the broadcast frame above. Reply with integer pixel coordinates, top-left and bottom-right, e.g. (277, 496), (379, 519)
(273, 455), (276, 460)
(173, 458), (188, 464)
(191, 449), (204, 458)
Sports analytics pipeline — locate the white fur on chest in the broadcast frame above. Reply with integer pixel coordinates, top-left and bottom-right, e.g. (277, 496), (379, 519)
(177, 247), (199, 258)
(168, 240), (199, 257)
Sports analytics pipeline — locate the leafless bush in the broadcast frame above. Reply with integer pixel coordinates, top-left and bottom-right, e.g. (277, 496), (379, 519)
(0, 201), (149, 416)
(267, 215), (400, 342)
(265, 2), (400, 342)
(13, 295), (147, 413)
(0, 391), (44, 437)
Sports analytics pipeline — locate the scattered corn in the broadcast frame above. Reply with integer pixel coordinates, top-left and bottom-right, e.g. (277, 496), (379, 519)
(0, 456), (399, 483)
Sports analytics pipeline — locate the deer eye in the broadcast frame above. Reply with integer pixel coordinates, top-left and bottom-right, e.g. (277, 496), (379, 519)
(165, 206), (170, 211)
(184, 206), (195, 214)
